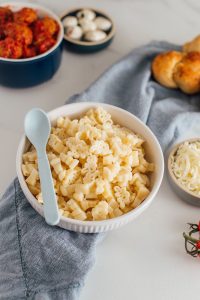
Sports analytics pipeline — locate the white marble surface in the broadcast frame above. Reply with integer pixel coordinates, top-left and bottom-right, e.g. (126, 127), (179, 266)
(1, 0), (200, 299)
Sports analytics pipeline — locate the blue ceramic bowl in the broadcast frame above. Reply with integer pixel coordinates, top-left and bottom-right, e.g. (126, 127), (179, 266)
(61, 7), (115, 53)
(0, 2), (64, 88)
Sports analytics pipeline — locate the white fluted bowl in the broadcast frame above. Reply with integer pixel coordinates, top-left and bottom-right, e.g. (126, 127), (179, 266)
(16, 102), (164, 233)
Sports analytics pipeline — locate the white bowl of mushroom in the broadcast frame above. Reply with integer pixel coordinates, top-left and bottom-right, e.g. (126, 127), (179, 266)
(61, 8), (115, 53)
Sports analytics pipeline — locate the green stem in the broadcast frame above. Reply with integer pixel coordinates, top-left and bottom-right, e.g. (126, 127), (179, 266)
(183, 232), (198, 243)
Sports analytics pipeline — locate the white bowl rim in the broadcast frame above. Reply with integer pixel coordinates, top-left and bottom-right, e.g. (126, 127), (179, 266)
(16, 102), (164, 228)
(0, 2), (64, 63)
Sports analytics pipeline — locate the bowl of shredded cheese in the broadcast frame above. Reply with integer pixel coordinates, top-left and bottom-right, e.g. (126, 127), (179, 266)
(16, 102), (164, 233)
(168, 138), (200, 206)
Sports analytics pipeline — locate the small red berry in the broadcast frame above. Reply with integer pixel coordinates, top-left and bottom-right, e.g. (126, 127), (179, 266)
(198, 221), (200, 232)
(196, 241), (200, 249)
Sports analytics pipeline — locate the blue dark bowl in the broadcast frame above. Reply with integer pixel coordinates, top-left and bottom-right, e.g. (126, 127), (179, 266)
(0, 3), (64, 88)
(61, 7), (115, 53)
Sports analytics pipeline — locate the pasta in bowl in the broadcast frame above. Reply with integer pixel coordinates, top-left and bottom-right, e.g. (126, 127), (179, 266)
(16, 103), (164, 232)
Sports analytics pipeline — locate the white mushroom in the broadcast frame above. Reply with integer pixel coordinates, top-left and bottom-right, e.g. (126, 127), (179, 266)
(62, 16), (78, 28)
(66, 26), (83, 40)
(77, 9), (96, 21)
(84, 30), (107, 42)
(79, 18), (97, 33)
(94, 17), (112, 31)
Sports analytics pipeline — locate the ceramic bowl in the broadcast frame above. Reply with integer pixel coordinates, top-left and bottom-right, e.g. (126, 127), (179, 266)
(60, 8), (115, 53)
(168, 138), (200, 206)
(16, 102), (164, 233)
(0, 2), (64, 88)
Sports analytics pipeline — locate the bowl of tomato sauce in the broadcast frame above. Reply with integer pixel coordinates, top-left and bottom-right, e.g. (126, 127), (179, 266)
(0, 2), (64, 87)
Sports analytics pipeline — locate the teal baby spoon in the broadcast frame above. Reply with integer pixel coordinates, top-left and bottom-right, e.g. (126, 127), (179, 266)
(24, 108), (60, 226)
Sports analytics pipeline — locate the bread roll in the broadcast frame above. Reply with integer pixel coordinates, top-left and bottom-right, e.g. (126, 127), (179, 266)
(152, 51), (183, 88)
(173, 52), (200, 94)
(183, 35), (200, 53)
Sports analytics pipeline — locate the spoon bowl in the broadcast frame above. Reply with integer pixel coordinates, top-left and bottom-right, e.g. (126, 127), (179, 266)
(25, 109), (51, 151)
(24, 108), (60, 226)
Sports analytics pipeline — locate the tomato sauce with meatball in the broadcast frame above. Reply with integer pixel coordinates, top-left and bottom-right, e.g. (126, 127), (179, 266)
(0, 6), (59, 59)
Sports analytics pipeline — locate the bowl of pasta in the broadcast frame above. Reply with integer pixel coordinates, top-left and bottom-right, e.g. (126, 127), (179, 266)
(0, 2), (64, 87)
(16, 102), (164, 233)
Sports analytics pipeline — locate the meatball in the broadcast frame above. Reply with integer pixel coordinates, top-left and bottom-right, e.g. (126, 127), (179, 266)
(33, 17), (59, 37)
(34, 33), (56, 54)
(0, 25), (5, 39)
(22, 45), (37, 58)
(0, 7), (13, 25)
(0, 37), (22, 58)
(14, 7), (37, 25)
(4, 22), (33, 45)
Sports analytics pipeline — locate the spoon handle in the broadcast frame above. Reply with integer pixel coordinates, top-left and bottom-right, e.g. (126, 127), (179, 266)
(37, 150), (60, 226)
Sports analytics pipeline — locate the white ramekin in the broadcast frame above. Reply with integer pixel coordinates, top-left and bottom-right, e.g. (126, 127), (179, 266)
(16, 102), (164, 233)
(168, 138), (200, 206)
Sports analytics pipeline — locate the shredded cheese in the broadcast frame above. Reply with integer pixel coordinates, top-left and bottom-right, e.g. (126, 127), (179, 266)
(171, 141), (200, 196)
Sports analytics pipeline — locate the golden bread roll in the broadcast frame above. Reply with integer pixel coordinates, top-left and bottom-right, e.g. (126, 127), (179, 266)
(173, 52), (200, 94)
(152, 51), (183, 88)
(183, 35), (200, 53)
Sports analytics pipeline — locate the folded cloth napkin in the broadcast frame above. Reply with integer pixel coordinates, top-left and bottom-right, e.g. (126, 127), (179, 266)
(0, 41), (200, 300)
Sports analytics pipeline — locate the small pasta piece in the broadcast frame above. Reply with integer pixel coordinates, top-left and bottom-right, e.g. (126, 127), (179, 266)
(81, 155), (97, 174)
(60, 152), (79, 169)
(61, 116), (71, 129)
(114, 167), (132, 186)
(62, 168), (80, 186)
(48, 134), (66, 154)
(113, 207), (123, 217)
(28, 184), (40, 196)
(103, 166), (115, 182)
(66, 137), (89, 159)
(107, 198), (119, 209)
(85, 192), (97, 199)
(67, 119), (79, 136)
(22, 163), (37, 177)
(131, 173), (150, 187)
(56, 116), (65, 128)
(122, 205), (133, 213)
(103, 154), (116, 165)
(90, 140), (111, 156)
(80, 200), (98, 211)
(83, 170), (99, 184)
(25, 168), (39, 186)
(63, 210), (70, 218)
(60, 184), (76, 197)
(95, 179), (105, 195)
(75, 183), (93, 195)
(86, 109), (99, 125)
(114, 186), (131, 209)
(23, 150), (37, 162)
(132, 185), (150, 208)
(73, 192), (84, 202)
(47, 152), (57, 161)
(92, 201), (109, 220)
(50, 157), (66, 181)
(102, 181), (114, 200)
(132, 151), (140, 167)
(95, 107), (113, 125)
(67, 199), (87, 221)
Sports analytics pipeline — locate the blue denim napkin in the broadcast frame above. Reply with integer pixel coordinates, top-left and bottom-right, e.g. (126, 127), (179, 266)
(1, 41), (200, 300)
